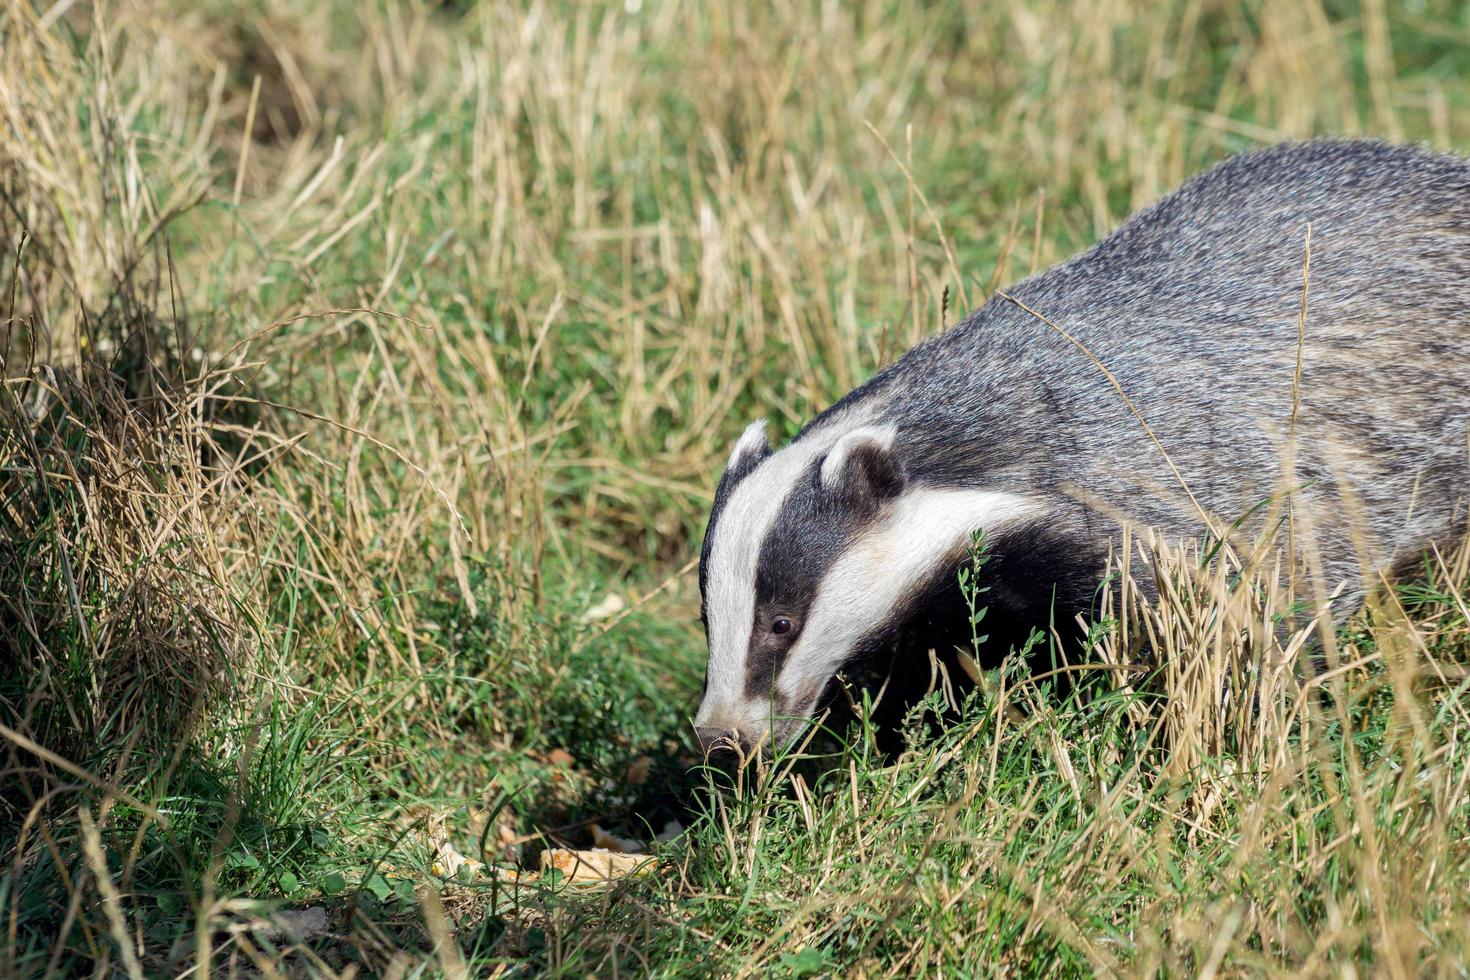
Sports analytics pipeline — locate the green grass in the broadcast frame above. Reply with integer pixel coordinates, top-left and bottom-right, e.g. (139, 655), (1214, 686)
(3, 0), (1470, 975)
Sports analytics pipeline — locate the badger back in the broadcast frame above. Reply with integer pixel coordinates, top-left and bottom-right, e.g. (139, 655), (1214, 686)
(870, 140), (1470, 595)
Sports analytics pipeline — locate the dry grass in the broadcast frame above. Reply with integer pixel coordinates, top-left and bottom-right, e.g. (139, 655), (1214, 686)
(2, 0), (1469, 975)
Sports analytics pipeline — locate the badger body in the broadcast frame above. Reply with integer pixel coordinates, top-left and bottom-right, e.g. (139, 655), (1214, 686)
(696, 141), (1470, 754)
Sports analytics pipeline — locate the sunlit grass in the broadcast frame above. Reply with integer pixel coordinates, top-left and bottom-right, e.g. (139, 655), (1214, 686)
(3, 0), (1469, 974)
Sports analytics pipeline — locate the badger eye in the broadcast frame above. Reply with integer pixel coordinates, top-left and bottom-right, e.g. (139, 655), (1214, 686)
(771, 616), (792, 635)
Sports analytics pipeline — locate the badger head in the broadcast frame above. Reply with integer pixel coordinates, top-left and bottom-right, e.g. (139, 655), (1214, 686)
(694, 417), (1041, 757)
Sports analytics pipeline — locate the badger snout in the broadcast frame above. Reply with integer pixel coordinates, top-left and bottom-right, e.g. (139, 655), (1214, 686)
(694, 725), (751, 756)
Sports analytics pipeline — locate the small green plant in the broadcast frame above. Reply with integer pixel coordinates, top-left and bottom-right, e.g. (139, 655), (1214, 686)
(958, 528), (993, 658)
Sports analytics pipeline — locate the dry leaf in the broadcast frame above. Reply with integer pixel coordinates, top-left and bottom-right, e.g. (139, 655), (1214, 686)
(580, 593), (626, 622)
(258, 907), (330, 942)
(540, 848), (654, 884)
(590, 824), (645, 854)
(624, 755), (654, 785)
(544, 748), (575, 768)
(427, 817), (484, 878)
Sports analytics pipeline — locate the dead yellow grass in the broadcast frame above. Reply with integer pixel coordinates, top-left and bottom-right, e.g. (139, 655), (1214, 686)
(2, 0), (1469, 974)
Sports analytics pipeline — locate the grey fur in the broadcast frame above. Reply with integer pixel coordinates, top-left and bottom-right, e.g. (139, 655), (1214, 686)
(698, 140), (1470, 749)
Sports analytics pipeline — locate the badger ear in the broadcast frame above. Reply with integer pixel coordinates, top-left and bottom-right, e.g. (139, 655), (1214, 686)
(725, 419), (772, 473)
(819, 426), (904, 507)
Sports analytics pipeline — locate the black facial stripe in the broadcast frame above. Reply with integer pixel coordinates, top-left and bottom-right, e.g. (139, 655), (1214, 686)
(743, 643), (783, 699)
(771, 685), (817, 724)
(741, 457), (891, 697)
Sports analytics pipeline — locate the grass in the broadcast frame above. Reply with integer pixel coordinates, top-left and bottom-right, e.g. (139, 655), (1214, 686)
(2, 0), (1469, 974)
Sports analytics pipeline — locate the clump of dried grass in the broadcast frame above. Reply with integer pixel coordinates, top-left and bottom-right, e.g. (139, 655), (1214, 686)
(1096, 529), (1315, 789)
(0, 0), (270, 829)
(1095, 524), (1470, 801)
(0, 227), (268, 795)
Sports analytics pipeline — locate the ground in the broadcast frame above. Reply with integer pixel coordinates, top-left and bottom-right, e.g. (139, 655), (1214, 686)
(2, 0), (1469, 976)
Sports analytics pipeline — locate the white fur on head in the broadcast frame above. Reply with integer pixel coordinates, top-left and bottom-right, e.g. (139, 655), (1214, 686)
(819, 425), (897, 488)
(696, 417), (871, 736)
(773, 487), (1043, 715)
(728, 419), (770, 469)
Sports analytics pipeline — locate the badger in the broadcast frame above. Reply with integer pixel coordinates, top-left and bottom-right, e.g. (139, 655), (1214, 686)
(694, 140), (1470, 756)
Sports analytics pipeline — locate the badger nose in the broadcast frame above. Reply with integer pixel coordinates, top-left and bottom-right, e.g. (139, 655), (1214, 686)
(695, 726), (748, 756)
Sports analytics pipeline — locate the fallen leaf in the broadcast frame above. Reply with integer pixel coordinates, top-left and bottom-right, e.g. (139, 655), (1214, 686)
(540, 848), (653, 884)
(545, 748), (575, 768)
(427, 816), (484, 879)
(624, 755), (654, 785)
(580, 593), (626, 622)
(590, 824), (645, 854)
(258, 907), (330, 942)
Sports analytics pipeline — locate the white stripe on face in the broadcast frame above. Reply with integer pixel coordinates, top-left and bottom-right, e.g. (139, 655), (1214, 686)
(773, 487), (1043, 712)
(727, 419), (770, 467)
(695, 419), (868, 733)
